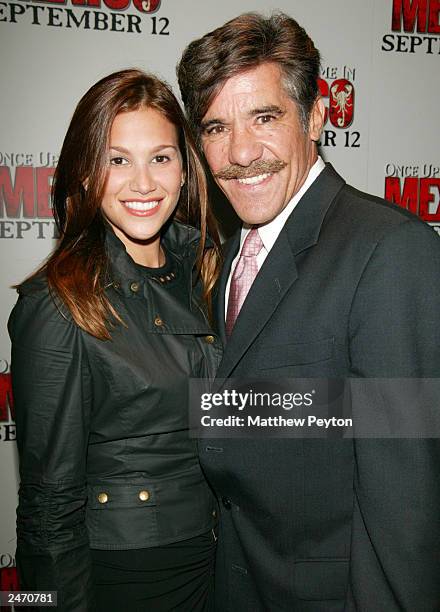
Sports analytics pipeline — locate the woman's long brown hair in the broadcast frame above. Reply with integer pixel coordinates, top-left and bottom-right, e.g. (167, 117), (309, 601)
(31, 69), (221, 340)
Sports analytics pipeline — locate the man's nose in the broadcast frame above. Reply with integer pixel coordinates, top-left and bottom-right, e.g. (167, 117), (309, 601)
(130, 164), (157, 194)
(228, 126), (263, 167)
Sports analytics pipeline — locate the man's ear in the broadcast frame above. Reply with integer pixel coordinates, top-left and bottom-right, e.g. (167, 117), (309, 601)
(309, 97), (325, 142)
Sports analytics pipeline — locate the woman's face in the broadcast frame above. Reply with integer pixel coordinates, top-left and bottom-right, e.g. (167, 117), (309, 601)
(101, 107), (184, 265)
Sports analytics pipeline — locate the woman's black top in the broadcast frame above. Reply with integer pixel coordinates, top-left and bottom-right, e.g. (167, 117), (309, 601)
(8, 221), (221, 610)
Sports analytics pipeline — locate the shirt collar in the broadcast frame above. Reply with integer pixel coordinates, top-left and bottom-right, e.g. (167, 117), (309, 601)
(239, 156), (326, 253)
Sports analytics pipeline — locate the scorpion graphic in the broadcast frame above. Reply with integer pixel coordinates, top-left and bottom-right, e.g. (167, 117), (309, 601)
(331, 83), (353, 128)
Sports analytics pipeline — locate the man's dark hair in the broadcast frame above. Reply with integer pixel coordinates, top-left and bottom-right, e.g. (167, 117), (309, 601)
(177, 12), (321, 136)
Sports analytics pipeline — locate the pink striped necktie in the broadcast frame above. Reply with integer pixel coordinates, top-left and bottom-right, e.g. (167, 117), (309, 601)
(225, 227), (264, 338)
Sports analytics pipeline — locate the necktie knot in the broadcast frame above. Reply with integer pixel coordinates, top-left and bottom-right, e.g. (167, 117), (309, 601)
(241, 228), (263, 257)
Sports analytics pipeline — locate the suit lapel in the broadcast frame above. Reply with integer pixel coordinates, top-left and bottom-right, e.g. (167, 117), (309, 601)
(217, 230), (297, 378)
(216, 163), (346, 379)
(215, 231), (241, 345)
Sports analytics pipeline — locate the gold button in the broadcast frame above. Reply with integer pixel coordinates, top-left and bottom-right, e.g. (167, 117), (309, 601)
(97, 492), (108, 504)
(130, 282), (140, 292)
(139, 490), (150, 502)
(154, 317), (164, 326)
(204, 335), (215, 344)
(113, 281), (120, 290)
(212, 509), (217, 518)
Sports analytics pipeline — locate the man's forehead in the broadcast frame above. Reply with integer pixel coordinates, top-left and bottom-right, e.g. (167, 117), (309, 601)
(202, 63), (288, 120)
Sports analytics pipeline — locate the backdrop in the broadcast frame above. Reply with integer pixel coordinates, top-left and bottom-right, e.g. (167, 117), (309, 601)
(1, 0), (439, 598)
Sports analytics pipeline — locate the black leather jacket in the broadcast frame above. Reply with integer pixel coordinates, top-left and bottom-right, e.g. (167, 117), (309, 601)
(8, 221), (222, 611)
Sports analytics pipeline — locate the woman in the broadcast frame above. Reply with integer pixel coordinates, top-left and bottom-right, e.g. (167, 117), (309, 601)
(8, 69), (222, 611)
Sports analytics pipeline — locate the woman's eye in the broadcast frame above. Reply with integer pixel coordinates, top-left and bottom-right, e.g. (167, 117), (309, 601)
(110, 156), (128, 165)
(152, 155), (170, 164)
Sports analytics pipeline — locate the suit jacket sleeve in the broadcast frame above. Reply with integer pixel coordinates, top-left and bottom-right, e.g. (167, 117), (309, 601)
(8, 289), (94, 612)
(346, 219), (440, 610)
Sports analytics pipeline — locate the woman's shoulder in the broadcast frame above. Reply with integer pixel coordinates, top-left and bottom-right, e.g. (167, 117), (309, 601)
(9, 271), (75, 346)
(16, 269), (49, 297)
(14, 270), (60, 311)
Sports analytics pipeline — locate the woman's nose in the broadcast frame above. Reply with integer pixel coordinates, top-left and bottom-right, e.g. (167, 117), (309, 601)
(129, 165), (157, 194)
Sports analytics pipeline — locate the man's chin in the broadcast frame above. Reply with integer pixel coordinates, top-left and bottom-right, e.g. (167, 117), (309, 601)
(231, 208), (278, 226)
(226, 195), (281, 224)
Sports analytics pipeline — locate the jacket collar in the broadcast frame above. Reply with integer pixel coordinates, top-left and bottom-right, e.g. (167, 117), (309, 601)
(105, 221), (213, 334)
(105, 220), (202, 297)
(216, 163), (345, 378)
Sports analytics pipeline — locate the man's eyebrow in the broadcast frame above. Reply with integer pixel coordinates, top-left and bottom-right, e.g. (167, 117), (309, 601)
(248, 105), (285, 117)
(200, 105), (285, 131)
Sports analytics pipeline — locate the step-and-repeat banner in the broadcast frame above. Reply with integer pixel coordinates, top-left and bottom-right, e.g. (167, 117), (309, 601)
(1, 0), (439, 596)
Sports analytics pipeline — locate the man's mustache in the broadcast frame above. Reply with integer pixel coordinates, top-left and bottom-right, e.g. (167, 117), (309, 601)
(214, 159), (287, 181)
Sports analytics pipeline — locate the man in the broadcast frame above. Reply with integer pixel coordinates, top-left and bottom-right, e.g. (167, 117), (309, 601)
(178, 12), (440, 611)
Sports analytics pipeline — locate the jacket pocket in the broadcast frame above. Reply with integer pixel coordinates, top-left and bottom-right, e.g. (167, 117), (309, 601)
(294, 558), (349, 601)
(86, 468), (217, 550)
(86, 481), (158, 549)
(259, 337), (335, 370)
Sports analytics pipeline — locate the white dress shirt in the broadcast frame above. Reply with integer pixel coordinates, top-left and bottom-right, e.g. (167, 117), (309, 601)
(225, 156), (326, 318)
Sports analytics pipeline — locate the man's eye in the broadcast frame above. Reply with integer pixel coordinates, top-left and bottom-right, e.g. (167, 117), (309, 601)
(110, 156), (128, 165)
(152, 155), (170, 164)
(206, 125), (225, 135)
(257, 114), (276, 124)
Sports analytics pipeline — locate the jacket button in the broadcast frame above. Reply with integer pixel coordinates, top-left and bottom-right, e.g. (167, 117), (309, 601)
(112, 281), (120, 290)
(97, 492), (108, 504)
(154, 316), (164, 327)
(204, 335), (215, 344)
(130, 282), (140, 293)
(221, 497), (232, 510)
(212, 509), (217, 518)
(138, 490), (150, 502)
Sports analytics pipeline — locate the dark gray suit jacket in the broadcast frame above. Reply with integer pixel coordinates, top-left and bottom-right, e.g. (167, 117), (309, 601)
(200, 164), (440, 611)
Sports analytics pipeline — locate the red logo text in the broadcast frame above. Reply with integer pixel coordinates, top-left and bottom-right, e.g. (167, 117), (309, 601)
(392, 0), (440, 33)
(385, 176), (440, 221)
(0, 166), (54, 219)
(318, 79), (355, 129)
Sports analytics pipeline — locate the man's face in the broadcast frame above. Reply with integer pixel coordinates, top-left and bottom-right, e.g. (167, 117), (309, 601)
(200, 63), (324, 225)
